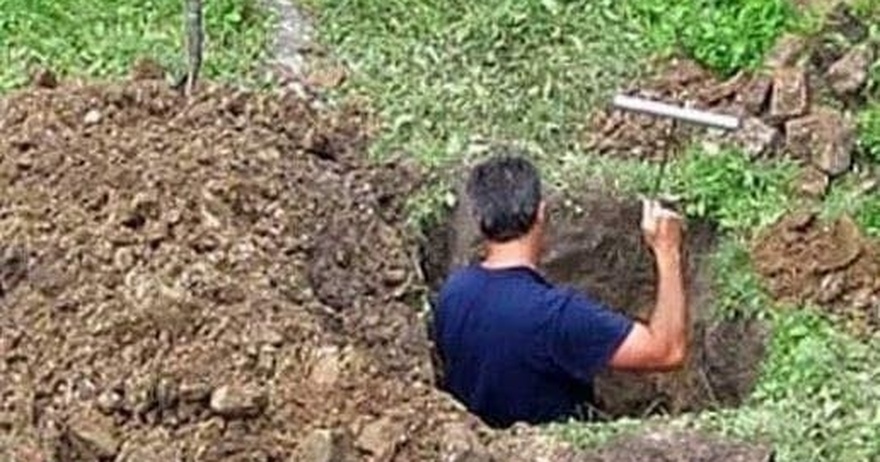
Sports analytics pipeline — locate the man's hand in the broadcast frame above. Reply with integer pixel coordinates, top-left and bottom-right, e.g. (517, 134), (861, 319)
(641, 199), (683, 256)
(608, 199), (688, 371)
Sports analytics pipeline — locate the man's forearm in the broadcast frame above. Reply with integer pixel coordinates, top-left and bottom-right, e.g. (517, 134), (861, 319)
(650, 251), (687, 358)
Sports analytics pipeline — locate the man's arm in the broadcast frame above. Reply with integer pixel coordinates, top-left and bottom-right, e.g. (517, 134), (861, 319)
(609, 201), (687, 371)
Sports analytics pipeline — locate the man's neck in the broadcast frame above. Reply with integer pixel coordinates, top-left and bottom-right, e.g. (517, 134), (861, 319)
(482, 237), (539, 270)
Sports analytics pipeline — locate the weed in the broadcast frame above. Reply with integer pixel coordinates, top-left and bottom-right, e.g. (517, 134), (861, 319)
(632, 0), (797, 76)
(667, 147), (796, 233)
(857, 103), (880, 163)
(0, 0), (269, 92)
(710, 237), (771, 320)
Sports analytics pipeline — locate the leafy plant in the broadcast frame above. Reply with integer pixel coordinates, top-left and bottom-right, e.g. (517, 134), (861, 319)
(668, 148), (795, 233)
(710, 237), (770, 320)
(856, 104), (880, 163)
(632, 0), (797, 76)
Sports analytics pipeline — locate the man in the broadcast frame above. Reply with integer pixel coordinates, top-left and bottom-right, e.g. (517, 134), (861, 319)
(434, 152), (686, 428)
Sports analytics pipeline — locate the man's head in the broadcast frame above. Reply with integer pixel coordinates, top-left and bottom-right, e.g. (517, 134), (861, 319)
(466, 151), (544, 243)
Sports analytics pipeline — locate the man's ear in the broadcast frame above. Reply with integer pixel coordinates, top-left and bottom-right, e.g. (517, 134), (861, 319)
(536, 200), (547, 224)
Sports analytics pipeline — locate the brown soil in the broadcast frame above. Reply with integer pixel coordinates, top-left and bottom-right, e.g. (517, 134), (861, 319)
(581, 429), (773, 462)
(0, 78), (773, 461)
(0, 79), (475, 461)
(422, 187), (768, 419)
(752, 212), (880, 335)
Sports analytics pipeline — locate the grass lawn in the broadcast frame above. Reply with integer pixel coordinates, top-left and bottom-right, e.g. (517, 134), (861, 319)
(0, 0), (269, 91)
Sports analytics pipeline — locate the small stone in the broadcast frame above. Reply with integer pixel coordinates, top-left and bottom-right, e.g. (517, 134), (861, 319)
(785, 107), (855, 176)
(440, 422), (493, 462)
(309, 346), (342, 387)
(296, 429), (354, 462)
(95, 389), (124, 415)
(765, 34), (808, 68)
(179, 381), (212, 403)
(83, 109), (102, 125)
(382, 268), (407, 285)
(355, 417), (405, 459)
(738, 74), (772, 115)
(769, 67), (809, 121)
(67, 409), (120, 460)
(826, 45), (874, 96)
(796, 167), (830, 199)
(257, 328), (284, 347)
(209, 384), (267, 419)
(732, 117), (782, 158)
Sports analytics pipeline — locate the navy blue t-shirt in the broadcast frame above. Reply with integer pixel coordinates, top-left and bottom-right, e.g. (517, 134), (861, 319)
(434, 265), (633, 428)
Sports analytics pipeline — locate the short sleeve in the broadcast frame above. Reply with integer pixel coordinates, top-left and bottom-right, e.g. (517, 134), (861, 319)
(547, 289), (634, 383)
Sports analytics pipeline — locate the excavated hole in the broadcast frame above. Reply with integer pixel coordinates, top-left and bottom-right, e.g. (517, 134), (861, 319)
(420, 188), (769, 420)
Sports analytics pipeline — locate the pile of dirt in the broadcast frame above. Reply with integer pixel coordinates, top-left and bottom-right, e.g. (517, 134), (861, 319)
(586, 2), (877, 196)
(752, 212), (880, 335)
(422, 187), (768, 419)
(0, 77), (484, 461)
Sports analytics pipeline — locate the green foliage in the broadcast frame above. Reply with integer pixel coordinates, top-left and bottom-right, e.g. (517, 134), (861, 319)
(632, 0), (796, 76)
(854, 195), (880, 237)
(857, 103), (880, 163)
(668, 148), (795, 233)
(0, 0), (269, 92)
(695, 310), (880, 461)
(710, 237), (770, 320)
(301, 0), (653, 162)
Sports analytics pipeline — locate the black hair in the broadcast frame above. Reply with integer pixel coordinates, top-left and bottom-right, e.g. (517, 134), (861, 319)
(466, 151), (542, 243)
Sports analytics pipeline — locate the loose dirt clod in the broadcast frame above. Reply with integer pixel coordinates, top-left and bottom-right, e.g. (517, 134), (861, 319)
(785, 107), (855, 176)
(753, 212), (880, 335)
(826, 45), (874, 96)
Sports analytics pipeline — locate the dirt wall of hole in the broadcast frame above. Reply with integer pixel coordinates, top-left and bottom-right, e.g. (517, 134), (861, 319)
(421, 186), (768, 418)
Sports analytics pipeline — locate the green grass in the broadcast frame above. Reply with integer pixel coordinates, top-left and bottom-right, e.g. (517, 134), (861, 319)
(0, 0), (270, 91)
(301, 0), (657, 163)
(857, 103), (880, 163)
(632, 0), (797, 76)
(554, 310), (880, 461)
(667, 147), (796, 233)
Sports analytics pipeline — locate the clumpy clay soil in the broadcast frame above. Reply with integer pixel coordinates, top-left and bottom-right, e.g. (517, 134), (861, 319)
(0, 79), (477, 461)
(752, 212), (880, 335)
(0, 77), (774, 461)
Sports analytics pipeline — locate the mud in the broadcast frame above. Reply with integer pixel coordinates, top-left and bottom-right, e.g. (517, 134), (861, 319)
(752, 212), (880, 335)
(422, 186), (768, 419)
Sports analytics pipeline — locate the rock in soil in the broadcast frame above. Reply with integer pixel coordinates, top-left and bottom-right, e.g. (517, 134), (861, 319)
(752, 212), (880, 335)
(210, 384), (268, 419)
(738, 74), (773, 115)
(731, 117), (782, 158)
(64, 409), (121, 460)
(765, 34), (809, 68)
(296, 429), (355, 462)
(785, 107), (855, 176)
(769, 67), (809, 121)
(826, 45), (875, 96)
(795, 167), (830, 199)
